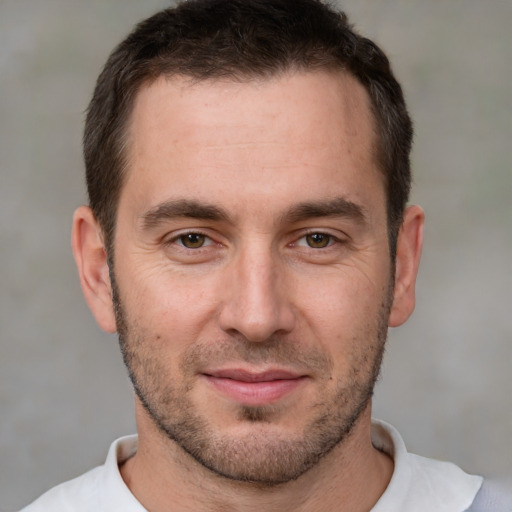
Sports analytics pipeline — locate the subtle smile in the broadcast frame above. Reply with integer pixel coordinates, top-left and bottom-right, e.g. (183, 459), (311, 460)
(203, 369), (308, 406)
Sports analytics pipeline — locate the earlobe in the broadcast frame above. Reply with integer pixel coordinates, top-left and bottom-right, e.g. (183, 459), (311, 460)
(71, 206), (117, 333)
(388, 205), (425, 328)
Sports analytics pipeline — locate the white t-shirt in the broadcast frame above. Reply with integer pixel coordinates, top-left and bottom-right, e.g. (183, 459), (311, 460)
(20, 420), (483, 512)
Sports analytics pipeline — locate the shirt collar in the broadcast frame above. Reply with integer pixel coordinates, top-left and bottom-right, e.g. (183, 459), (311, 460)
(99, 421), (482, 511)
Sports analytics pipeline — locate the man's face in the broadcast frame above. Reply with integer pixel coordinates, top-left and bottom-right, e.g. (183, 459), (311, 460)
(112, 71), (393, 484)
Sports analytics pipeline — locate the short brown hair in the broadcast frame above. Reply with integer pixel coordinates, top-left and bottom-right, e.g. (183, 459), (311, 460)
(84, 0), (412, 256)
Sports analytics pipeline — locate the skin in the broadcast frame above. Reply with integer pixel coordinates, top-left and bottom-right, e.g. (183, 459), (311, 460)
(72, 70), (424, 511)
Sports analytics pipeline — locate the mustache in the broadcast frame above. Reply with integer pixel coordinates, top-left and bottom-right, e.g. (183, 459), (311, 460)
(180, 335), (333, 376)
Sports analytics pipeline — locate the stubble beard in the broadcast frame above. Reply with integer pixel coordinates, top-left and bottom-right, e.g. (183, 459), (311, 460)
(111, 271), (392, 486)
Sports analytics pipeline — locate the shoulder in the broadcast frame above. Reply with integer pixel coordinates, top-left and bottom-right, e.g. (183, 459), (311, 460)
(19, 466), (104, 512)
(371, 420), (483, 512)
(18, 435), (141, 512)
(407, 453), (483, 507)
(465, 477), (512, 512)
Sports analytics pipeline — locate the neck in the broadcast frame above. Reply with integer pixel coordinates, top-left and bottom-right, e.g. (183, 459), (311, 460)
(120, 404), (393, 512)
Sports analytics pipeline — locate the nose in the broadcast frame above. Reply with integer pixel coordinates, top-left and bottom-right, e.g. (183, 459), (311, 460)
(218, 245), (296, 342)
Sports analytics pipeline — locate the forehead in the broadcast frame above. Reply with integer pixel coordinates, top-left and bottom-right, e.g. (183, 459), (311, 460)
(129, 70), (376, 153)
(122, 70), (383, 214)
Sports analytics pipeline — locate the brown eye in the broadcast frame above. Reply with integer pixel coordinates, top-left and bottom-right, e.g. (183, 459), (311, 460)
(179, 233), (206, 248)
(305, 233), (331, 248)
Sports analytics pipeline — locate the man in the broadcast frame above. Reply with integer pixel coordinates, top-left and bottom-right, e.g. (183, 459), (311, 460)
(19, 0), (510, 510)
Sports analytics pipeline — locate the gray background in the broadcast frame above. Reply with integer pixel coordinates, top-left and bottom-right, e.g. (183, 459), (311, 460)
(1, 1), (511, 510)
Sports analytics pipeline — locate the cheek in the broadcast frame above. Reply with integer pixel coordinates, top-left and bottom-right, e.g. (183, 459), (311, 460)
(298, 268), (387, 320)
(296, 272), (390, 353)
(119, 265), (221, 343)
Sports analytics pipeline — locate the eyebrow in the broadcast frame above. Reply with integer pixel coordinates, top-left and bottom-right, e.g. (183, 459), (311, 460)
(282, 197), (367, 225)
(140, 196), (367, 230)
(140, 199), (231, 229)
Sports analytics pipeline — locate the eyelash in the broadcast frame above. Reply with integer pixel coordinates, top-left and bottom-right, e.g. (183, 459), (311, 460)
(164, 230), (215, 250)
(293, 230), (347, 250)
(164, 230), (345, 251)
(298, 232), (336, 248)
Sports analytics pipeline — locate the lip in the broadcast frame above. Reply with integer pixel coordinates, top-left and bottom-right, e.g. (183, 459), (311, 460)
(203, 368), (308, 406)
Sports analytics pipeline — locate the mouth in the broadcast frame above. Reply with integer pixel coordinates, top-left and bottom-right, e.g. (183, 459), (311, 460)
(202, 368), (308, 406)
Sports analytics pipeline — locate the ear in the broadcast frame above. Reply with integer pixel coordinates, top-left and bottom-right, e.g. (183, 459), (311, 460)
(71, 206), (117, 333)
(388, 205), (425, 327)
